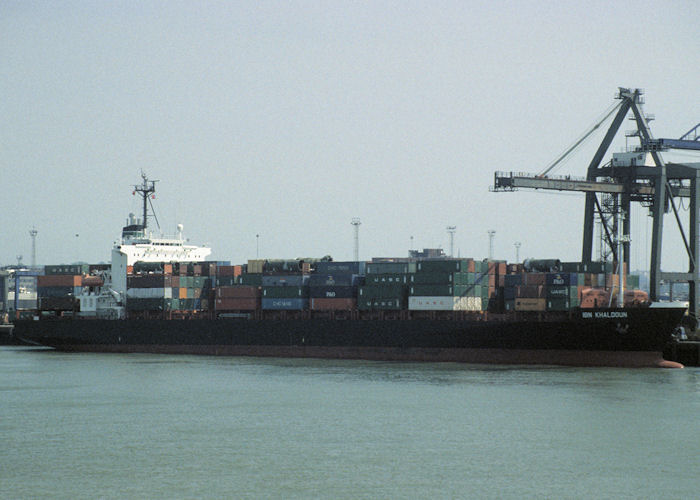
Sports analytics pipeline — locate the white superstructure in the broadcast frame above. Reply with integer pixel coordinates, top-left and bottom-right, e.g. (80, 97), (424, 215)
(110, 213), (211, 297)
(85, 173), (212, 319)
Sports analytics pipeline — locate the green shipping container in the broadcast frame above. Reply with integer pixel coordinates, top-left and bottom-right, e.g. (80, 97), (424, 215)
(416, 260), (461, 273)
(364, 274), (408, 285)
(262, 286), (308, 298)
(409, 284), (453, 296)
(237, 274), (263, 286)
(366, 262), (417, 274)
(454, 284), (481, 297)
(453, 273), (468, 285)
(359, 284), (407, 299)
(410, 272), (454, 284)
(546, 297), (570, 311)
(193, 277), (211, 289)
(546, 285), (569, 298)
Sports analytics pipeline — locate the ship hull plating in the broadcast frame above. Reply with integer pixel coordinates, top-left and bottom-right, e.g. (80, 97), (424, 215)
(13, 307), (686, 367)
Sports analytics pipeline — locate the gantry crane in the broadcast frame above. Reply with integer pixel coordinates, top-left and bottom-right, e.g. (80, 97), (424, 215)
(493, 88), (700, 320)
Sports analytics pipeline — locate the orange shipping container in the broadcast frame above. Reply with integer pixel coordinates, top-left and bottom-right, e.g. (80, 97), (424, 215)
(38, 275), (82, 287)
(179, 287), (188, 299)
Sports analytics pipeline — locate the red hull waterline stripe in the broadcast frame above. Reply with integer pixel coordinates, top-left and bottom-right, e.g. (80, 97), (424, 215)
(55, 344), (683, 368)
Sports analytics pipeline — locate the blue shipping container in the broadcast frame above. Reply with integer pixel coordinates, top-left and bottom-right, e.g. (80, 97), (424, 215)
(261, 275), (308, 287)
(545, 272), (577, 286)
(261, 298), (308, 310)
(314, 261), (365, 275)
(308, 273), (356, 287)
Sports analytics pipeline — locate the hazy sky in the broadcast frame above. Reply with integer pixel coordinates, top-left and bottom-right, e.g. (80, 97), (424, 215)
(2, 1), (699, 271)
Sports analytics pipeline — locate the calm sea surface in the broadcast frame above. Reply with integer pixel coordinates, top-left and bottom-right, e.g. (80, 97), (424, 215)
(1, 346), (698, 499)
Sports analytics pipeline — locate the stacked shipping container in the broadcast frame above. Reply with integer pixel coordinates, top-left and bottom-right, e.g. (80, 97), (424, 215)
(126, 261), (214, 314)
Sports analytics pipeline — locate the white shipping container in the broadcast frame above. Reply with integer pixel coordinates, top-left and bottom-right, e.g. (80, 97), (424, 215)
(453, 296), (483, 311)
(408, 296), (454, 310)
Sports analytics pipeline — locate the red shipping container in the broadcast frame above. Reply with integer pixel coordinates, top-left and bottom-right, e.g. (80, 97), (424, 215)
(215, 297), (260, 310)
(163, 264), (173, 275)
(217, 265), (243, 277)
(311, 298), (357, 310)
(38, 275), (82, 287)
(523, 273), (546, 286)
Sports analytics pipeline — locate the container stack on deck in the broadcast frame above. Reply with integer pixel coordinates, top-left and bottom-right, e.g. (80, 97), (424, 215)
(309, 261), (363, 311)
(26, 255), (645, 320)
(261, 259), (308, 311)
(38, 264), (89, 313)
(126, 261), (215, 318)
(359, 261), (413, 310)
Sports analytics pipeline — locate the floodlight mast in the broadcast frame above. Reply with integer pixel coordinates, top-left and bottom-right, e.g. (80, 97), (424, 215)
(351, 218), (361, 261)
(446, 226), (456, 257)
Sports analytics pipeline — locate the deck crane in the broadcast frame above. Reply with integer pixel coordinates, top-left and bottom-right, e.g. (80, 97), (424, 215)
(492, 88), (700, 319)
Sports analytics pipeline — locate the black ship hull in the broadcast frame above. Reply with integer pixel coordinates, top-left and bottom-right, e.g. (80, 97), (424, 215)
(13, 307), (686, 367)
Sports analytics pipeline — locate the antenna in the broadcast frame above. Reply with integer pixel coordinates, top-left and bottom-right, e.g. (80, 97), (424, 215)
(29, 227), (38, 268)
(514, 242), (521, 263)
(487, 230), (496, 260)
(446, 226), (456, 257)
(133, 171), (158, 230)
(351, 218), (361, 261)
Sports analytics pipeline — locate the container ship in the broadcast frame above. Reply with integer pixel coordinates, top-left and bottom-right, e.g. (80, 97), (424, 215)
(12, 176), (687, 367)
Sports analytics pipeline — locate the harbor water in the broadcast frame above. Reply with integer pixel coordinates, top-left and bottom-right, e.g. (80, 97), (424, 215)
(1, 347), (698, 499)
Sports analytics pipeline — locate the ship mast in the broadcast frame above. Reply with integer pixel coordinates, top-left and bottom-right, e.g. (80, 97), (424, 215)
(133, 172), (158, 230)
